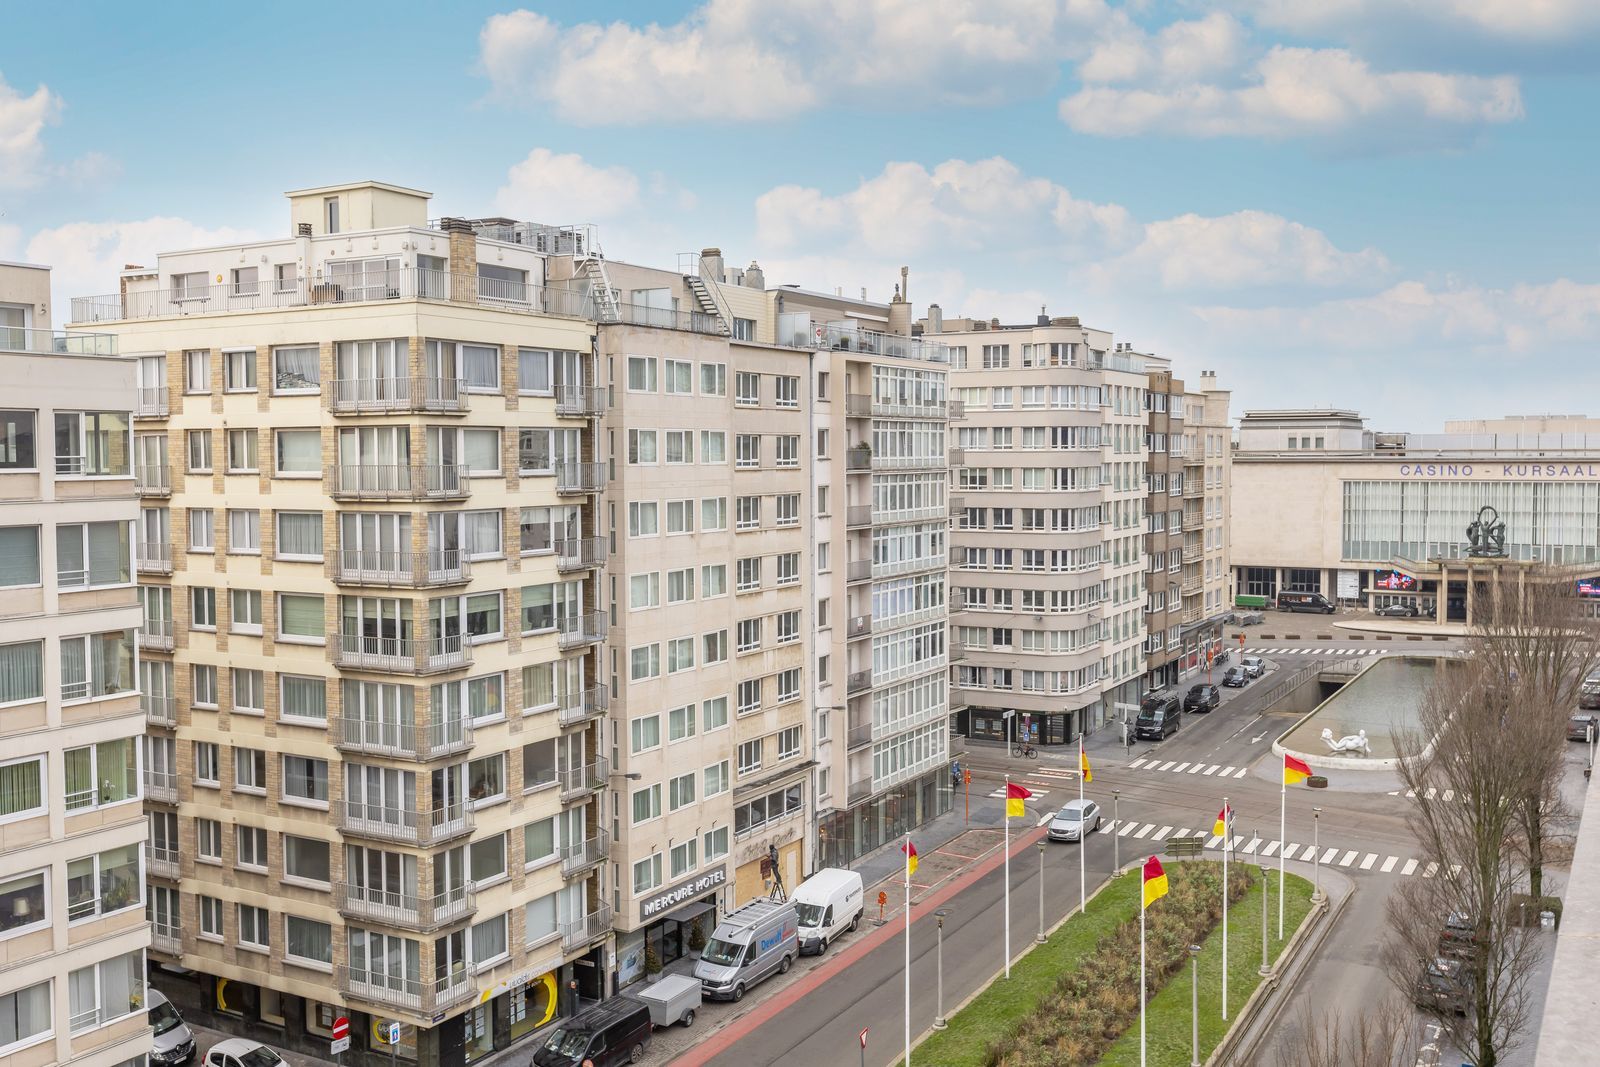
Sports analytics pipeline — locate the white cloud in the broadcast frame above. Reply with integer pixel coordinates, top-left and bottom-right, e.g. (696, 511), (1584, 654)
(493, 148), (641, 223)
(1235, 1), (1600, 42)
(479, 1), (1113, 123)
(0, 73), (62, 188)
(1062, 43), (1521, 142)
(0, 222), (21, 260)
(1079, 13), (1249, 86)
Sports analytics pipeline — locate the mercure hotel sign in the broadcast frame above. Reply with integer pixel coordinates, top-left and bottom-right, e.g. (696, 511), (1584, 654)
(1396, 463), (1600, 480)
(639, 865), (728, 922)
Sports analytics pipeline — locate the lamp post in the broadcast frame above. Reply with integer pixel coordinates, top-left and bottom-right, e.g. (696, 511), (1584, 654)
(1257, 836), (1272, 978)
(933, 909), (949, 1030)
(1113, 789), (1121, 873)
(1037, 842), (1047, 944)
(1311, 807), (1325, 906)
(1003, 709), (1016, 759)
(1189, 943), (1203, 1067)
(1588, 722), (1595, 773)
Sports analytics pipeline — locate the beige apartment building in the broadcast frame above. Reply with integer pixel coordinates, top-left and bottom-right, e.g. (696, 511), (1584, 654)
(1, 263), (152, 1067)
(1181, 373), (1233, 670)
(68, 185), (608, 1066)
(1142, 357), (1186, 690)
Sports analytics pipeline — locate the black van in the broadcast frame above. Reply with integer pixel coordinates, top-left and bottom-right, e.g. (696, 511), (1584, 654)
(1277, 591), (1335, 614)
(532, 997), (654, 1067)
(1134, 695), (1181, 741)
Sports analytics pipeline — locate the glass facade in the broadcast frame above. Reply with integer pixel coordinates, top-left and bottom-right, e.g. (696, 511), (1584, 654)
(816, 767), (953, 868)
(1342, 480), (1600, 564)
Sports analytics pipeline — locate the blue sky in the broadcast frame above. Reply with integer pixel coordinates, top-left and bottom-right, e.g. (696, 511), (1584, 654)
(3, 0), (1598, 430)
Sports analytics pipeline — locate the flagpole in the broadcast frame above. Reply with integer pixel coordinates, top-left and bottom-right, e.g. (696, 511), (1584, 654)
(904, 832), (911, 1066)
(1278, 775), (1286, 940)
(1078, 738), (1086, 915)
(1004, 773), (1011, 979)
(1222, 798), (1229, 1021)
(1140, 888), (1147, 1067)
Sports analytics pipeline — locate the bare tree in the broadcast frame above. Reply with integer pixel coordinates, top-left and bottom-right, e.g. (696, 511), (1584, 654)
(1383, 656), (1547, 1067)
(1272, 996), (1423, 1067)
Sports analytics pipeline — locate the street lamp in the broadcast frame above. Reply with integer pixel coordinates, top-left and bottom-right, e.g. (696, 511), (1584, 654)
(1003, 710), (1017, 757)
(1257, 835), (1272, 978)
(1112, 789), (1121, 873)
(1189, 943), (1203, 1067)
(1311, 807), (1325, 906)
(933, 909), (950, 1030)
(1036, 842), (1047, 944)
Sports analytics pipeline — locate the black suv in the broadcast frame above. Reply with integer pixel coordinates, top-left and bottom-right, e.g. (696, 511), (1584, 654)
(1184, 684), (1221, 713)
(1134, 695), (1181, 740)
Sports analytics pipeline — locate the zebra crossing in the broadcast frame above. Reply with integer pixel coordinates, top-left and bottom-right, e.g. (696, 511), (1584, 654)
(1092, 817), (1447, 879)
(1245, 646), (1386, 656)
(1127, 757), (1251, 779)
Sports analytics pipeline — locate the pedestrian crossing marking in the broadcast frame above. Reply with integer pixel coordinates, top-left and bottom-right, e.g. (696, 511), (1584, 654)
(1402, 859), (1419, 876)
(1423, 862), (1439, 878)
(1424, 788), (1437, 800)
(1220, 766), (1236, 777)
(1232, 834), (1247, 851)
(1243, 837), (1261, 854)
(1320, 847), (1339, 864)
(1232, 767), (1248, 779)
(1098, 821), (1116, 835)
(1206, 834), (1223, 849)
(1380, 856), (1398, 873)
(1037, 813), (1052, 828)
(1338, 850), (1359, 867)
(1442, 789), (1454, 802)
(1118, 822), (1138, 836)
(1158, 761), (1177, 771)
(1172, 762), (1192, 773)
(1261, 841), (1280, 857)
(1129, 758), (1148, 769)
(1203, 765), (1220, 775)
(1030, 767), (1080, 780)
(1153, 826), (1173, 840)
(1360, 853), (1378, 870)
(1134, 824), (1154, 839)
(1091, 821), (1427, 878)
(1280, 843), (1300, 860)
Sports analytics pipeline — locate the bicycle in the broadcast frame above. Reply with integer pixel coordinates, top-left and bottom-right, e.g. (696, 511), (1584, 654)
(1012, 743), (1039, 759)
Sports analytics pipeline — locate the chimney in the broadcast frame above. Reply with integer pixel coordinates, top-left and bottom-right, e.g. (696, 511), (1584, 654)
(900, 265), (909, 302)
(886, 272), (911, 336)
(1036, 304), (1050, 326)
(744, 260), (765, 289)
(441, 218), (477, 301)
(927, 303), (943, 333)
(990, 317), (1001, 330)
(700, 247), (724, 283)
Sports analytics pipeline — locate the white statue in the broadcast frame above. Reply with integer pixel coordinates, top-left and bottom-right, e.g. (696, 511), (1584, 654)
(1320, 727), (1371, 756)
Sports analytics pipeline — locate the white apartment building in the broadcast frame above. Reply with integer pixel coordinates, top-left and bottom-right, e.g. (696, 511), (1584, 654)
(1, 262), (153, 1067)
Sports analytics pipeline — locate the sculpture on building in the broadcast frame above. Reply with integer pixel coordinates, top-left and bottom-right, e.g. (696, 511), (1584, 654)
(1466, 505), (1508, 558)
(1320, 727), (1372, 756)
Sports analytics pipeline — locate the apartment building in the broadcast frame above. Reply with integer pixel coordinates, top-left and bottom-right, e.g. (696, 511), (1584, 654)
(930, 311), (1150, 746)
(1, 263), (152, 1067)
(1181, 373), (1232, 669)
(67, 185), (608, 1066)
(1142, 356), (1186, 690)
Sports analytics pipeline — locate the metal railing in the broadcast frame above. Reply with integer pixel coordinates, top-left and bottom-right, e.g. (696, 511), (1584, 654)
(556, 684), (609, 727)
(331, 463), (470, 501)
(558, 758), (608, 801)
(556, 611), (608, 650)
(561, 903), (614, 952)
(139, 616), (174, 652)
(336, 799), (474, 847)
(334, 714), (474, 761)
(134, 465), (171, 497)
(847, 776), (875, 804)
(554, 460), (606, 494)
(332, 548), (470, 587)
(333, 631), (474, 675)
(873, 399), (949, 420)
(144, 693), (176, 727)
(144, 769), (177, 804)
(560, 831), (611, 877)
(949, 399), (966, 420)
(335, 881), (477, 932)
(554, 384), (607, 417)
(553, 536), (607, 573)
(1182, 575), (1203, 595)
(948, 495), (966, 515)
(150, 922), (182, 957)
(847, 721), (874, 750)
(329, 376), (468, 414)
(601, 300), (721, 335)
(781, 320), (950, 364)
(134, 386), (169, 418)
(339, 961), (478, 1016)
(0, 325), (118, 356)
(145, 842), (180, 880)
(947, 447), (965, 467)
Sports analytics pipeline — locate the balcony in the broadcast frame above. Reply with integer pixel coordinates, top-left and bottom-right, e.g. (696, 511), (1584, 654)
(846, 720), (874, 751)
(1182, 544), (1203, 564)
(846, 504), (873, 529)
(845, 446), (872, 472)
(555, 460), (606, 495)
(561, 903), (614, 953)
(144, 693), (176, 727)
(150, 922), (182, 958)
(337, 799), (474, 847)
(847, 669), (872, 695)
(558, 758), (608, 802)
(556, 684), (609, 728)
(948, 447), (965, 467)
(334, 632), (474, 675)
(554, 536), (608, 573)
(134, 387), (169, 419)
(847, 614), (872, 639)
(1182, 575), (1203, 596)
(145, 842), (180, 880)
(331, 464), (469, 501)
(555, 384), (607, 418)
(948, 495), (966, 516)
(136, 542), (173, 575)
(1182, 512), (1203, 532)
(336, 881), (477, 933)
(847, 776), (875, 804)
(329, 376), (467, 415)
(950, 641), (967, 663)
(845, 394), (871, 417)
(139, 617), (174, 652)
(332, 548), (471, 588)
(949, 399), (966, 420)
(134, 464), (171, 497)
(1183, 603), (1203, 625)
(1, 324), (117, 355)
(846, 560), (872, 584)
(560, 831), (611, 878)
(781, 319), (950, 365)
(556, 611), (608, 650)
(339, 962), (478, 1017)
(334, 714), (474, 761)
(144, 769), (178, 804)
(1182, 481), (1203, 499)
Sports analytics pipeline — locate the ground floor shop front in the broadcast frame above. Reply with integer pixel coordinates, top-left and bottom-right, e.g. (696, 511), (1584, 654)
(815, 766), (953, 870)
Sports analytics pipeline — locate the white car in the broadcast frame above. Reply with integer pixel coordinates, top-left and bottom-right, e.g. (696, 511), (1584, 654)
(1048, 798), (1101, 842)
(203, 1039), (286, 1067)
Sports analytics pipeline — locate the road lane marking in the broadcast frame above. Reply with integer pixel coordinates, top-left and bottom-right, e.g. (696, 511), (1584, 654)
(1187, 764), (1205, 774)
(1099, 821), (1117, 835)
(1037, 813), (1052, 827)
(1158, 761), (1176, 771)
(1402, 859), (1419, 876)
(1233, 767), (1248, 778)
(1243, 837), (1261, 854)
(1320, 847), (1339, 864)
(1424, 788), (1437, 800)
(1134, 824), (1155, 839)
(1423, 862), (1439, 878)
(1380, 856), (1399, 873)
(1153, 826), (1173, 840)
(1442, 789), (1454, 801)
(1118, 822), (1138, 836)
(1202, 765), (1220, 775)
(1129, 758), (1148, 769)
(1205, 835), (1223, 849)
(1172, 763), (1192, 773)
(1280, 844), (1299, 860)
(1262, 841), (1280, 856)
(1360, 853), (1378, 870)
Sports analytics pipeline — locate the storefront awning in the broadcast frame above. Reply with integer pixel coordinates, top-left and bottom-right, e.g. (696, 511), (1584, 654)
(662, 899), (715, 925)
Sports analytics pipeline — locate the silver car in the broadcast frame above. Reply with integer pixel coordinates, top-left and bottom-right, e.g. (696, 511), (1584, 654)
(1048, 798), (1101, 842)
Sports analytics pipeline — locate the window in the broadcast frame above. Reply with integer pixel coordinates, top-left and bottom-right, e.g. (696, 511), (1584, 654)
(470, 835), (507, 884)
(704, 826), (730, 863)
(286, 916), (333, 967)
(735, 434), (760, 469)
(668, 704), (696, 742)
(666, 567), (694, 603)
(471, 913), (509, 964)
(463, 428), (500, 475)
(188, 509), (214, 552)
(272, 346), (320, 394)
(0, 981), (51, 1050)
(466, 753), (506, 805)
(0, 871), (46, 938)
(461, 344), (501, 392)
(275, 429), (321, 475)
(664, 359), (693, 394)
(54, 522), (131, 589)
(665, 498), (694, 535)
(232, 668), (264, 714)
(633, 854), (663, 895)
(628, 573), (660, 611)
(54, 411), (131, 477)
(703, 761), (729, 798)
(701, 497), (727, 531)
(191, 664), (217, 707)
(524, 818), (557, 867)
(62, 739), (137, 810)
(701, 564), (727, 597)
(279, 593), (324, 641)
(0, 409), (33, 475)
(284, 836), (330, 885)
(279, 675), (325, 722)
(238, 904), (269, 949)
(776, 552), (800, 587)
(667, 637), (695, 673)
(517, 348), (552, 394)
(237, 825), (267, 870)
(274, 264), (298, 293)
(283, 755), (328, 804)
(228, 509), (261, 554)
(736, 618), (762, 653)
(226, 428), (258, 472)
(630, 715), (661, 754)
(627, 429), (657, 465)
(230, 589), (263, 634)
(735, 495), (761, 530)
(700, 362), (726, 395)
(195, 742), (219, 785)
(631, 783), (662, 824)
(732, 317), (756, 341)
(702, 696), (729, 731)
(776, 610), (801, 644)
(778, 725), (802, 760)
(671, 839), (698, 879)
(628, 501), (658, 538)
(776, 667), (801, 704)
(702, 629), (728, 664)
(737, 739), (763, 775)
(664, 430), (693, 465)
(0, 641), (43, 706)
(626, 356), (657, 392)
(186, 430), (212, 472)
(66, 845), (140, 920)
(0, 528), (39, 589)
(775, 493), (800, 527)
(736, 556), (761, 592)
(631, 644), (661, 682)
(737, 678), (761, 715)
(224, 349), (257, 392)
(0, 756), (45, 821)
(700, 431), (726, 464)
(669, 772), (695, 811)
(184, 349), (210, 394)
(776, 435), (799, 467)
(191, 587), (217, 629)
(775, 376), (799, 408)
(199, 896), (223, 938)
(196, 820), (222, 864)
(235, 747), (267, 793)
(735, 371), (760, 406)
(58, 630), (135, 702)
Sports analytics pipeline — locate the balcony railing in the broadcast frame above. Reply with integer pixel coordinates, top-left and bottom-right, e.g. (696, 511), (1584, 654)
(846, 504), (872, 528)
(555, 384), (607, 418)
(145, 842), (180, 880)
(847, 720), (874, 751)
(337, 799), (474, 847)
(339, 961), (478, 1017)
(144, 769), (178, 804)
(847, 776), (875, 804)
(1182, 480), (1203, 499)
(847, 615), (872, 639)
(948, 495), (966, 515)
(556, 611), (608, 650)
(331, 464), (469, 501)
(560, 831), (611, 878)
(0, 325), (118, 356)
(139, 616), (175, 651)
(847, 669), (872, 695)
(553, 536), (607, 573)
(1182, 576), (1203, 596)
(845, 394), (872, 417)
(134, 465), (171, 496)
(949, 399), (966, 420)
(137, 542), (173, 575)
(332, 548), (470, 588)
(846, 560), (872, 584)
(334, 714), (474, 761)
(334, 632), (474, 675)
(336, 881), (477, 933)
(1182, 512), (1203, 531)
(947, 447), (965, 467)
(558, 758), (609, 801)
(554, 460), (606, 495)
(560, 903), (614, 952)
(1182, 544), (1203, 564)
(144, 693), (176, 727)
(329, 376), (468, 414)
(845, 446), (872, 472)
(603, 301), (722, 335)
(150, 922), (182, 957)
(556, 684), (609, 727)
(781, 320), (950, 364)
(134, 387), (169, 418)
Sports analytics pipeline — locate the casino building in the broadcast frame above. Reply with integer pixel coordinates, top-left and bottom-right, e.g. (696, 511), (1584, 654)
(1231, 412), (1600, 623)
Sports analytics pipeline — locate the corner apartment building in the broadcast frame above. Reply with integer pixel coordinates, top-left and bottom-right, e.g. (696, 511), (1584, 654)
(1181, 373), (1232, 668)
(67, 185), (608, 1066)
(1142, 356), (1186, 690)
(930, 311), (1148, 746)
(1, 263), (152, 1067)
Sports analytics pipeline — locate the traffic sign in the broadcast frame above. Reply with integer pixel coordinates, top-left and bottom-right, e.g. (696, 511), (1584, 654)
(330, 1036), (351, 1055)
(387, 1021), (402, 1045)
(331, 1016), (350, 1040)
(859, 1026), (869, 1048)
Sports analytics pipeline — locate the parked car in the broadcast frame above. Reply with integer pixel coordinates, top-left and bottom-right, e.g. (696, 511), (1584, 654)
(1184, 684), (1221, 712)
(1278, 591), (1336, 614)
(1569, 712), (1600, 742)
(202, 1040), (285, 1067)
(792, 868), (864, 955)
(1241, 655), (1266, 678)
(1439, 911), (1484, 960)
(1580, 670), (1600, 710)
(533, 997), (655, 1067)
(1134, 695), (1181, 740)
(147, 988), (197, 1066)
(1048, 798), (1102, 842)
(1222, 667), (1249, 688)
(1375, 602), (1419, 617)
(694, 899), (799, 1001)
(1414, 956), (1470, 1016)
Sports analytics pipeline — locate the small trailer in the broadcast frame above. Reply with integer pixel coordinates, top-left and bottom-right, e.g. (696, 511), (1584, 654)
(635, 974), (702, 1028)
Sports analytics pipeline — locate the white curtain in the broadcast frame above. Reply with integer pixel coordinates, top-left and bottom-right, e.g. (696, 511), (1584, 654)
(462, 345), (500, 390)
(0, 641), (43, 703)
(277, 512), (323, 557)
(281, 675), (326, 721)
(0, 527), (40, 586)
(0, 759), (42, 816)
(229, 510), (259, 551)
(276, 430), (321, 473)
(280, 594), (325, 638)
(518, 348), (550, 393)
(1, 981), (52, 1046)
(287, 916), (332, 964)
(273, 346), (320, 392)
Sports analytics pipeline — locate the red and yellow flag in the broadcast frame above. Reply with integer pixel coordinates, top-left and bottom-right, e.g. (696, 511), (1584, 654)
(1006, 781), (1033, 818)
(902, 840), (919, 878)
(1283, 754), (1313, 786)
(1079, 743), (1093, 783)
(1214, 803), (1232, 837)
(1142, 855), (1169, 908)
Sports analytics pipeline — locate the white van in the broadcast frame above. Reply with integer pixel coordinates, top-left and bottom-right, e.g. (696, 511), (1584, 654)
(146, 988), (197, 1066)
(694, 899), (799, 1001)
(792, 868), (864, 956)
